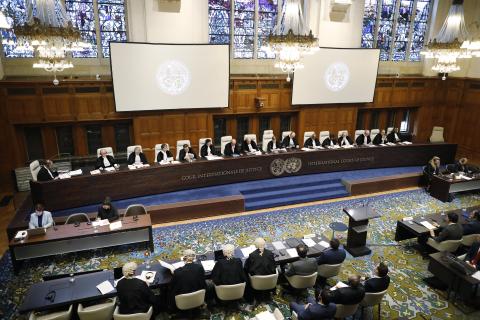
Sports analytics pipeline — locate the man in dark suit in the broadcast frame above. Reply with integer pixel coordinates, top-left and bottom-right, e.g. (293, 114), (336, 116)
(242, 137), (259, 154)
(454, 157), (469, 173)
(304, 133), (320, 148)
(429, 212), (463, 242)
(224, 139), (241, 156)
(95, 148), (116, 169)
(338, 132), (353, 146)
(316, 238), (346, 265)
(116, 262), (157, 315)
(282, 132), (298, 149)
(285, 244), (317, 277)
(290, 289), (336, 320)
(355, 130), (371, 145)
(127, 146), (148, 165)
(37, 159), (58, 181)
(97, 196), (119, 221)
(329, 275), (365, 305)
(463, 210), (480, 236)
(244, 237), (276, 276)
(363, 262), (390, 293)
(387, 128), (401, 143)
(157, 143), (173, 162)
(322, 134), (337, 148)
(178, 144), (197, 162)
(211, 244), (246, 286)
(170, 249), (207, 302)
(464, 237), (480, 271)
(373, 129), (388, 145)
(267, 136), (281, 153)
(201, 139), (217, 157)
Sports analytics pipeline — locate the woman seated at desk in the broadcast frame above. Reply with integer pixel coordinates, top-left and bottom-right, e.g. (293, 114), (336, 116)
(28, 203), (53, 229)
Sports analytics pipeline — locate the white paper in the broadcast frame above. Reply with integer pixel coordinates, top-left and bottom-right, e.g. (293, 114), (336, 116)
(462, 176), (473, 180)
(109, 221), (122, 231)
(272, 241), (286, 250)
(366, 144), (376, 147)
(255, 311), (277, 320)
(105, 167), (115, 172)
(201, 260), (216, 272)
(241, 245), (257, 257)
(159, 260), (176, 273)
(402, 217), (413, 221)
(286, 248), (299, 258)
(159, 160), (171, 165)
(172, 261), (185, 269)
(472, 271), (480, 281)
(90, 169), (101, 175)
(318, 240), (330, 248)
(128, 165), (138, 170)
(15, 230), (27, 239)
(303, 234), (316, 239)
(341, 145), (354, 149)
(58, 173), (71, 179)
(97, 280), (115, 294)
(167, 157), (174, 162)
(92, 219), (110, 227)
(143, 164), (150, 167)
(69, 169), (83, 176)
(330, 281), (348, 291)
(379, 144), (387, 147)
(301, 147), (316, 151)
(206, 155), (223, 160)
(402, 141), (412, 145)
(420, 221), (436, 230)
(171, 161), (181, 164)
(139, 270), (156, 284)
(314, 146), (323, 149)
(302, 238), (316, 247)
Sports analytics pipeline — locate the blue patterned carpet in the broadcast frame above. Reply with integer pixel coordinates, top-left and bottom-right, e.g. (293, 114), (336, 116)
(2, 188), (480, 319)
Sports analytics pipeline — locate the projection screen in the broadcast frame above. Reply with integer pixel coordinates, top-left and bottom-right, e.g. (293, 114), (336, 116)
(110, 42), (230, 111)
(292, 48), (380, 105)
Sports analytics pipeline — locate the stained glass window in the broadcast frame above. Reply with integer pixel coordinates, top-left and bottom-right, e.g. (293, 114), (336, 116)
(0, 0), (33, 57)
(234, 0), (255, 59)
(257, 0), (278, 59)
(361, 0), (432, 61)
(209, 0), (231, 44)
(98, 0), (127, 58)
(65, 0), (97, 58)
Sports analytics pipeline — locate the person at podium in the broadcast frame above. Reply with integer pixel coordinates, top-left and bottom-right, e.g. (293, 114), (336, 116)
(322, 134), (338, 148)
(95, 148), (116, 169)
(267, 136), (281, 153)
(156, 143), (173, 163)
(338, 132), (353, 147)
(304, 133), (320, 148)
(282, 132), (299, 149)
(224, 139), (241, 156)
(97, 196), (119, 222)
(201, 139), (217, 158)
(178, 144), (197, 162)
(29, 203), (53, 229)
(372, 130), (388, 145)
(37, 159), (58, 182)
(355, 130), (371, 146)
(387, 128), (402, 143)
(127, 146), (148, 165)
(242, 137), (259, 154)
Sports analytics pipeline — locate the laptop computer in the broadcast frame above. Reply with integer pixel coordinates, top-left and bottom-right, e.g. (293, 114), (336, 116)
(114, 267), (123, 280)
(27, 227), (47, 237)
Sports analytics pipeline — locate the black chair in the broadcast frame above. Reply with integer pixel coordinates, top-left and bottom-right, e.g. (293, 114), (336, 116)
(65, 213), (90, 225)
(445, 164), (457, 174)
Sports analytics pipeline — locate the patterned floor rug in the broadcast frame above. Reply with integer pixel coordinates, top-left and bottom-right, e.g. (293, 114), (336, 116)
(1, 188), (480, 319)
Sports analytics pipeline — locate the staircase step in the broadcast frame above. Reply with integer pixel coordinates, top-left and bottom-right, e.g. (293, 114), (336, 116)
(242, 182), (346, 202)
(241, 179), (343, 195)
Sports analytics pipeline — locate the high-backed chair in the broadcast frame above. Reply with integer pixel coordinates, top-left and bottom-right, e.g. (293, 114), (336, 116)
(360, 289), (388, 319)
(29, 305), (73, 320)
(282, 131), (292, 140)
(462, 234), (480, 247)
(262, 129), (273, 137)
(355, 129), (365, 140)
(214, 282), (246, 301)
(175, 289), (206, 310)
(262, 132), (274, 152)
(124, 204), (147, 218)
(303, 131), (315, 144)
(285, 272), (317, 289)
(387, 127), (393, 134)
(30, 160), (41, 182)
(113, 306), (152, 320)
(198, 138), (211, 157)
(370, 129), (380, 137)
(334, 303), (359, 319)
(126, 145), (142, 159)
(176, 140), (191, 160)
(220, 136), (233, 155)
(317, 263), (342, 279)
(426, 238), (462, 253)
(78, 297), (116, 320)
(65, 213), (90, 225)
(243, 134), (257, 144)
(97, 147), (114, 158)
(319, 131), (330, 144)
(430, 126), (445, 143)
(337, 130), (348, 138)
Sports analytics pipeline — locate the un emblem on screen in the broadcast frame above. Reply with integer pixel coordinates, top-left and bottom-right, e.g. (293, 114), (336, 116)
(324, 62), (350, 92)
(156, 60), (191, 96)
(270, 158), (302, 176)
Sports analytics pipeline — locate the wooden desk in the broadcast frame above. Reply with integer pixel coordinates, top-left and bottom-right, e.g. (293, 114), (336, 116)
(430, 174), (480, 202)
(30, 143), (457, 211)
(9, 215), (154, 274)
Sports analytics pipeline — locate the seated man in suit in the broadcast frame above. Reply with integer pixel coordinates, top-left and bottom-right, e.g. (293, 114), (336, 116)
(322, 134), (338, 148)
(464, 235), (480, 271)
(37, 159), (58, 182)
(387, 128), (402, 143)
(285, 244), (317, 277)
(95, 148), (117, 169)
(170, 249), (207, 304)
(201, 139), (217, 158)
(282, 132), (299, 149)
(363, 262), (390, 293)
(244, 237), (276, 276)
(242, 137), (259, 154)
(178, 144), (197, 162)
(211, 244), (246, 286)
(29, 203), (54, 229)
(338, 132), (353, 147)
(290, 289), (336, 320)
(157, 143), (173, 163)
(355, 130), (371, 146)
(127, 146), (148, 165)
(429, 212), (463, 242)
(267, 135), (281, 153)
(224, 139), (241, 156)
(304, 133), (320, 148)
(329, 275), (365, 305)
(463, 210), (480, 236)
(97, 196), (119, 222)
(116, 261), (157, 315)
(373, 129), (388, 145)
(317, 238), (346, 265)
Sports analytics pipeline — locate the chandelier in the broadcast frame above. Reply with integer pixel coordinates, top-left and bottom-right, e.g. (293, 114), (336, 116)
(420, 0), (478, 78)
(263, 0), (319, 82)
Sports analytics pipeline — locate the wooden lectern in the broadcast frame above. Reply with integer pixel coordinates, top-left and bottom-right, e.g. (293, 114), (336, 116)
(343, 206), (380, 257)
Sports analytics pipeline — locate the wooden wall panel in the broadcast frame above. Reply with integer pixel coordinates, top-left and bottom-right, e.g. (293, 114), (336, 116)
(75, 94), (104, 120)
(42, 95), (75, 122)
(6, 96), (43, 123)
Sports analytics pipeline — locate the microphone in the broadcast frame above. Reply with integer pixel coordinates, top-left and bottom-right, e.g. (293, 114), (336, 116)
(53, 219), (58, 231)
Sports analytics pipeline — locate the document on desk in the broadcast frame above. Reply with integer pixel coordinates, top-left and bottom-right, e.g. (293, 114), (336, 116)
(302, 238), (316, 247)
(159, 260), (185, 273)
(318, 240), (330, 249)
(330, 281), (348, 291)
(138, 270), (156, 284)
(461, 176), (473, 180)
(272, 241), (286, 250)
(206, 155), (223, 160)
(109, 221), (122, 231)
(97, 280), (115, 294)
(241, 245), (257, 257)
(419, 221), (436, 230)
(92, 219), (110, 227)
(286, 248), (299, 258)
(472, 271), (480, 281)
(301, 148), (316, 152)
(201, 260), (216, 272)
(90, 169), (101, 175)
(69, 169), (83, 176)
(105, 167), (116, 172)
